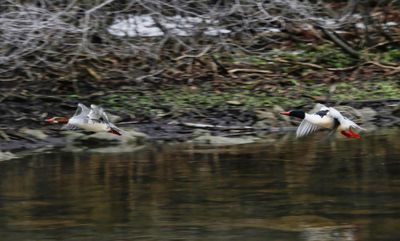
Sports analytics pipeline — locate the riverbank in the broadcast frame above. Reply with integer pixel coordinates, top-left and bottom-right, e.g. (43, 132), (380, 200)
(1, 40), (399, 152)
(1, 81), (399, 153)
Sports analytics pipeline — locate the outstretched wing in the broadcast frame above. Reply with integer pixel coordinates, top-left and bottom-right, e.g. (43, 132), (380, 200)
(344, 117), (366, 130)
(62, 103), (90, 130)
(327, 107), (344, 121)
(72, 103), (90, 118)
(328, 107), (366, 131)
(318, 104), (329, 111)
(296, 119), (321, 138)
(89, 104), (126, 135)
(88, 104), (102, 121)
(89, 104), (111, 124)
(295, 105), (332, 138)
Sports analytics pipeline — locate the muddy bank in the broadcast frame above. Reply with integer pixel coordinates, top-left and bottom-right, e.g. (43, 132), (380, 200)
(1, 98), (399, 153)
(1, 63), (399, 153)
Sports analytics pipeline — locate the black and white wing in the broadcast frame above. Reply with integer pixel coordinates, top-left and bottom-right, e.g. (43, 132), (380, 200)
(296, 105), (333, 138)
(62, 103), (90, 130)
(314, 105), (330, 118)
(97, 106), (126, 134)
(316, 104), (330, 112)
(328, 107), (366, 131)
(89, 104), (110, 124)
(296, 119), (321, 138)
(89, 104), (126, 134)
(326, 107), (344, 122)
(88, 104), (103, 122)
(349, 120), (366, 130)
(75, 103), (91, 117)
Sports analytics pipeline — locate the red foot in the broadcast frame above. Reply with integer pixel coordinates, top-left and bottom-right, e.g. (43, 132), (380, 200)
(341, 131), (352, 138)
(348, 129), (361, 139)
(341, 130), (361, 139)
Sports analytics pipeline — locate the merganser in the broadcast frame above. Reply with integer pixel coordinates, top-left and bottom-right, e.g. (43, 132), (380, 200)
(280, 105), (366, 138)
(46, 103), (123, 135)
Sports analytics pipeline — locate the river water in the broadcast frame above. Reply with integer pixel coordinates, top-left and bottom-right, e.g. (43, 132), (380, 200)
(0, 129), (399, 241)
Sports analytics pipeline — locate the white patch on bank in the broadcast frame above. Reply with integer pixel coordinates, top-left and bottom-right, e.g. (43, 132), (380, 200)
(108, 14), (231, 37)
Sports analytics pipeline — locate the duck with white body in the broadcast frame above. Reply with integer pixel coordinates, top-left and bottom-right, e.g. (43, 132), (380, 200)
(46, 103), (124, 136)
(281, 105), (365, 138)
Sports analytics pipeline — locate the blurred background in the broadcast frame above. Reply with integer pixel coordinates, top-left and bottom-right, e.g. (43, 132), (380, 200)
(1, 1), (400, 241)
(0, 0), (398, 131)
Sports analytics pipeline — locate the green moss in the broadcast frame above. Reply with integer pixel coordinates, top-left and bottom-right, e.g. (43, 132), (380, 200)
(67, 94), (81, 99)
(80, 43), (400, 117)
(333, 81), (399, 100)
(67, 79), (398, 120)
(376, 47), (400, 64)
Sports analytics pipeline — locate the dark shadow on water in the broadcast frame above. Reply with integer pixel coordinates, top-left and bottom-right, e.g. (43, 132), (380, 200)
(0, 129), (399, 240)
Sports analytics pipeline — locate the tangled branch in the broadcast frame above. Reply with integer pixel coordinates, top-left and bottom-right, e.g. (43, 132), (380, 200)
(0, 0), (398, 82)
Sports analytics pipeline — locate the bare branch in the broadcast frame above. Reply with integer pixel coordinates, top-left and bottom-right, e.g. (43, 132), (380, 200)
(0, 0), (397, 82)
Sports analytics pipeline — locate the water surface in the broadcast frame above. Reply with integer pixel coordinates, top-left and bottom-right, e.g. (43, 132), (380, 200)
(0, 129), (400, 241)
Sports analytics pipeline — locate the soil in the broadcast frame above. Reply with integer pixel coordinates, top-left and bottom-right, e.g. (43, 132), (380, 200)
(1, 90), (399, 152)
(1, 42), (399, 152)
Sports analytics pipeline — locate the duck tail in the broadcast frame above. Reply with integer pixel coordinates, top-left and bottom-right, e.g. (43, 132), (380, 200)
(353, 123), (366, 131)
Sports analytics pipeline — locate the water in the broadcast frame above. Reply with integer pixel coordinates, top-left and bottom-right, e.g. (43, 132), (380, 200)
(0, 129), (400, 241)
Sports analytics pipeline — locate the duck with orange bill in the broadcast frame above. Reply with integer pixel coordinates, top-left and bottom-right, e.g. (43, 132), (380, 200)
(280, 105), (366, 139)
(46, 103), (124, 136)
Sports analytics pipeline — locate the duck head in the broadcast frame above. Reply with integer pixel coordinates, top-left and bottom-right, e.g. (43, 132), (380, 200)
(280, 110), (305, 119)
(45, 117), (69, 124)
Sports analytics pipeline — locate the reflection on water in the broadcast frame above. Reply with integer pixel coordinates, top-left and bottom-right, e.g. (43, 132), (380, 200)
(0, 129), (400, 241)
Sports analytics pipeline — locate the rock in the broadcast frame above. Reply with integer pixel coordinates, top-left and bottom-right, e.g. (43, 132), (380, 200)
(82, 132), (123, 143)
(20, 128), (48, 140)
(78, 132), (136, 145)
(64, 131), (86, 143)
(255, 109), (276, 121)
(64, 129), (149, 145)
(255, 109), (278, 127)
(108, 113), (123, 123)
(393, 104), (400, 117)
(253, 121), (270, 130)
(192, 134), (258, 145)
(192, 129), (211, 137)
(311, 96), (328, 102)
(273, 105), (290, 122)
(272, 105), (285, 113)
(358, 107), (377, 122)
(0, 130), (10, 141)
(226, 100), (242, 106)
(90, 144), (147, 153)
(123, 129), (149, 143)
(0, 151), (17, 161)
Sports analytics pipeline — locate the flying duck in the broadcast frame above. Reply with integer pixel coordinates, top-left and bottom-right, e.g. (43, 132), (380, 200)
(46, 103), (123, 135)
(280, 105), (366, 138)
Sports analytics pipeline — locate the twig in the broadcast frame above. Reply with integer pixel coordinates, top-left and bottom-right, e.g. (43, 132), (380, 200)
(180, 122), (270, 131)
(319, 27), (360, 59)
(174, 45), (212, 60)
(210, 55), (229, 75)
(228, 68), (273, 78)
(364, 61), (399, 70)
(273, 57), (324, 69)
(332, 98), (400, 105)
